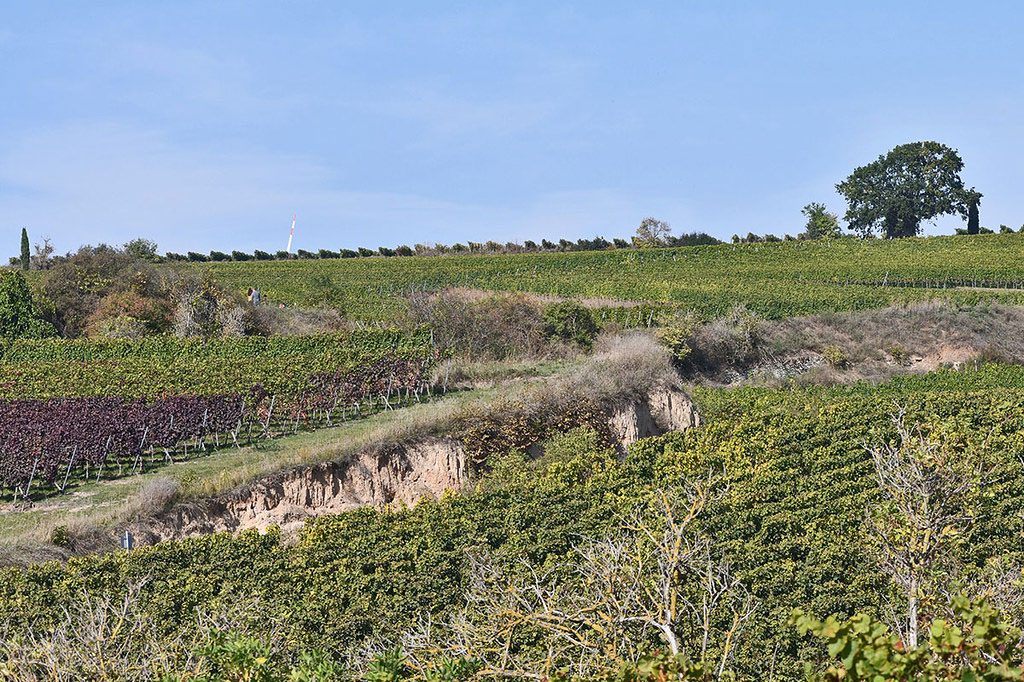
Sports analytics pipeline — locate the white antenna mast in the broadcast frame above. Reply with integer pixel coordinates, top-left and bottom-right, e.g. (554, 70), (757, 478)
(286, 213), (296, 254)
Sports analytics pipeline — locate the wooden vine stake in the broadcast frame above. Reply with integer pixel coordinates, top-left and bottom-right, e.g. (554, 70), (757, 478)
(59, 447), (78, 493)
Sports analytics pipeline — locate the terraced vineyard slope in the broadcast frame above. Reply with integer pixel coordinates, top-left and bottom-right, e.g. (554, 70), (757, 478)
(202, 234), (1024, 321)
(0, 329), (437, 497)
(4, 365), (1024, 679)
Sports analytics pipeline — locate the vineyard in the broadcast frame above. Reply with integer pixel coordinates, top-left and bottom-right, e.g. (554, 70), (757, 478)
(0, 329), (438, 498)
(201, 233), (1024, 321)
(0, 329), (434, 399)
(2, 367), (1023, 678)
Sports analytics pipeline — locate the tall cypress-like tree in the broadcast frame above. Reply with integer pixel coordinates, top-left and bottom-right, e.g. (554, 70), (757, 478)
(966, 190), (981, 235)
(19, 228), (29, 271)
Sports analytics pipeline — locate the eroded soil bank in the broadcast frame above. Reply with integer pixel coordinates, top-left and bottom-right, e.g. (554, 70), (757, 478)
(132, 387), (698, 544)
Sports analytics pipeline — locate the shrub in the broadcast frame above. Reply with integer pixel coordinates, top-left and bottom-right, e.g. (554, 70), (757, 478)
(253, 250), (273, 261)
(792, 596), (1024, 681)
(888, 343), (910, 366)
(231, 250), (253, 262)
(686, 305), (763, 370)
(406, 290), (549, 360)
(209, 251), (230, 262)
(49, 525), (71, 548)
(542, 301), (598, 349)
(317, 249), (339, 259)
(170, 275), (247, 338)
(654, 310), (700, 361)
(0, 270), (56, 339)
(821, 344), (848, 368)
(187, 252), (209, 262)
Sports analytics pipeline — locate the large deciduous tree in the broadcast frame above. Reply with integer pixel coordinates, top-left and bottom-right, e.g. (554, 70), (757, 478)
(836, 142), (972, 238)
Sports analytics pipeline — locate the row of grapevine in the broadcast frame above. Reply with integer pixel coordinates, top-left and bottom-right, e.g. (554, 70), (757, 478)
(5, 370), (1024, 679)
(0, 354), (437, 497)
(0, 328), (432, 363)
(200, 233), (1024, 321)
(0, 328), (436, 400)
(0, 394), (244, 494)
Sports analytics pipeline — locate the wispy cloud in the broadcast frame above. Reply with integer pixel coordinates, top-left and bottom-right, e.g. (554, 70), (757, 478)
(0, 122), (679, 253)
(357, 83), (558, 138)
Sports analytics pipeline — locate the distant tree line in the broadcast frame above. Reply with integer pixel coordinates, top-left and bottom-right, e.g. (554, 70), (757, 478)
(159, 229), (723, 263)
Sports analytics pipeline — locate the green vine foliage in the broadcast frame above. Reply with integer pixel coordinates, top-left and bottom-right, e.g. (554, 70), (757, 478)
(793, 596), (1024, 680)
(201, 235), (1024, 323)
(3, 368), (1024, 678)
(0, 327), (434, 399)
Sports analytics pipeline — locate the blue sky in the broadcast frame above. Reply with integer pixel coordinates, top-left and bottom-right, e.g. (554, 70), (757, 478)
(1, 2), (1021, 254)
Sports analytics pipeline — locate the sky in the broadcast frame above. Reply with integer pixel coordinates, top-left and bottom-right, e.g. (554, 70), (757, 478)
(1, 1), (1022, 255)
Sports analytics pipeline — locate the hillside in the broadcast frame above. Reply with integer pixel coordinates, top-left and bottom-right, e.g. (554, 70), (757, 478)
(201, 234), (1024, 321)
(6, 237), (1024, 679)
(11, 3), (1024, 678)
(3, 365), (1024, 679)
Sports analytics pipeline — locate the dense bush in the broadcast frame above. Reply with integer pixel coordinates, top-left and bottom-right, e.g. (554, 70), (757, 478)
(542, 300), (598, 349)
(32, 244), (253, 339)
(0, 270), (55, 340)
(404, 290), (552, 360)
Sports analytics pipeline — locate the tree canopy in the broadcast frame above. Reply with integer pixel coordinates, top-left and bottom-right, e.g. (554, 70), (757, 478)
(633, 217), (672, 248)
(800, 202), (841, 239)
(123, 238), (160, 262)
(836, 141), (973, 238)
(0, 270), (55, 339)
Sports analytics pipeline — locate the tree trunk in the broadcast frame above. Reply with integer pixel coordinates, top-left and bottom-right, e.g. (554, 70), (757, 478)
(967, 198), (980, 235)
(898, 215), (920, 238)
(884, 210), (899, 239)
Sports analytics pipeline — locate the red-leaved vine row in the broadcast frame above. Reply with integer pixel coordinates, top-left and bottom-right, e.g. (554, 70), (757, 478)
(0, 395), (244, 494)
(0, 355), (435, 497)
